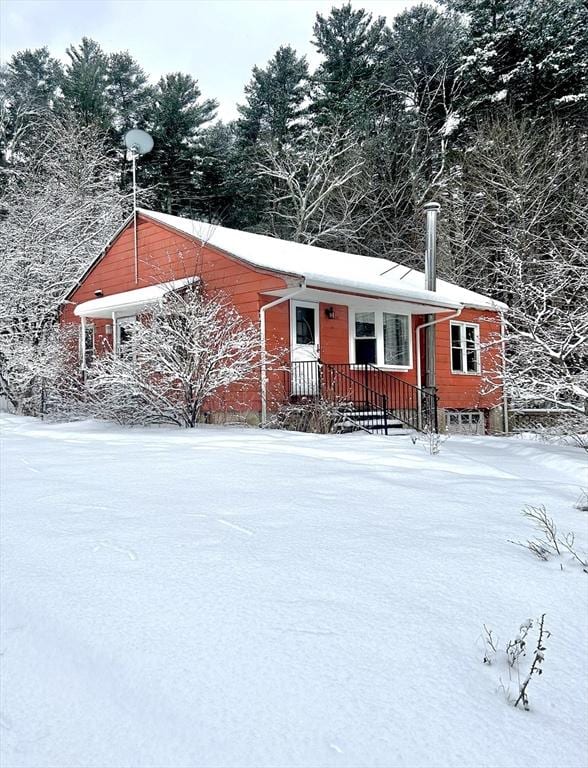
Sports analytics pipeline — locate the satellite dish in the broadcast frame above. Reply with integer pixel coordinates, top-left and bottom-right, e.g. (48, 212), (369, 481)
(124, 128), (154, 155)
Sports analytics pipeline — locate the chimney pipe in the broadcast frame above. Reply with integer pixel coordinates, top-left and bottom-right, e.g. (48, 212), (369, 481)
(423, 201), (441, 394)
(424, 201), (440, 292)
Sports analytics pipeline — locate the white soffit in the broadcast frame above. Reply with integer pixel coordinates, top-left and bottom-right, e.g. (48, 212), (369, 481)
(74, 278), (196, 319)
(262, 286), (459, 315)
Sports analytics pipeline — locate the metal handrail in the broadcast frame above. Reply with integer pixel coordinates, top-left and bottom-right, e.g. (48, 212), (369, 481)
(364, 363), (438, 433)
(284, 360), (438, 434)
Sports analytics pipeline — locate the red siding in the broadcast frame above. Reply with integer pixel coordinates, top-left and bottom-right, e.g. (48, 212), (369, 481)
(62, 215), (504, 417)
(435, 308), (502, 409)
(63, 215), (289, 413)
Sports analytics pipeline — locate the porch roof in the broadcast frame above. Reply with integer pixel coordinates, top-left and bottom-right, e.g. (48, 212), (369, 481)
(262, 286), (457, 315)
(138, 209), (508, 313)
(73, 278), (195, 319)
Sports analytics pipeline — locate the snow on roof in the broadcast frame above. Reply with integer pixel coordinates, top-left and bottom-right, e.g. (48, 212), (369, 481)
(74, 277), (195, 318)
(138, 209), (508, 312)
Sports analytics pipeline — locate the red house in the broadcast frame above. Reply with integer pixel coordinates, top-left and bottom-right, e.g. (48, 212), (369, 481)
(62, 208), (508, 434)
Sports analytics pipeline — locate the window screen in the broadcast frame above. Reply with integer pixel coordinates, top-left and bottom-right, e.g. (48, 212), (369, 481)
(383, 313), (409, 366)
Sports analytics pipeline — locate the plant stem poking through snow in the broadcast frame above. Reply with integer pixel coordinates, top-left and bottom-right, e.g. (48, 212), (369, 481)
(509, 505), (588, 571)
(482, 615), (550, 712)
(514, 615), (549, 711)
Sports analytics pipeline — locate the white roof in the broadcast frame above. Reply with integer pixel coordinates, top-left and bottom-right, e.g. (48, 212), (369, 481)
(138, 208), (507, 312)
(74, 278), (195, 318)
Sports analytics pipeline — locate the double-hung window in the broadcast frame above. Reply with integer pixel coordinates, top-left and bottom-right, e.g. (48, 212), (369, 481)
(352, 310), (411, 368)
(450, 322), (480, 374)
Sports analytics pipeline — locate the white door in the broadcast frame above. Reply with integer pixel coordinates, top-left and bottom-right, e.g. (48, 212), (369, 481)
(291, 301), (320, 396)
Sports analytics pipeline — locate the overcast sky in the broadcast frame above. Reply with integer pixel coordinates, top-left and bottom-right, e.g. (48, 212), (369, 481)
(1, 0), (425, 121)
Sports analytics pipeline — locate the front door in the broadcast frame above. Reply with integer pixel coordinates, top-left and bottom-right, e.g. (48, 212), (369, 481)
(291, 301), (319, 396)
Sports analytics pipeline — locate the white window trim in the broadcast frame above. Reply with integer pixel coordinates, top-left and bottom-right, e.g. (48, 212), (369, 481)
(450, 321), (481, 375)
(348, 307), (413, 370)
(290, 300), (320, 354)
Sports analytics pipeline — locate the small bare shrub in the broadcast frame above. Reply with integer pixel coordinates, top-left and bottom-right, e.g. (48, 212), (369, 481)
(509, 505), (588, 571)
(411, 424), (448, 455)
(271, 398), (348, 434)
(481, 615), (550, 711)
(574, 489), (588, 512)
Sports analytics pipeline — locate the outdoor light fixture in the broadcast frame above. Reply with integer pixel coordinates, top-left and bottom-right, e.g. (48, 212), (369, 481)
(325, 306), (335, 320)
(105, 324), (113, 335)
(94, 289), (103, 297)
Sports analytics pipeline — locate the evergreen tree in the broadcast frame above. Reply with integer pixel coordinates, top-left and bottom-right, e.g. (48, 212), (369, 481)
(61, 38), (110, 127)
(444, 0), (588, 125)
(236, 45), (309, 148)
(311, 3), (387, 131)
(0, 48), (63, 169)
(105, 52), (153, 193)
(145, 73), (217, 214)
(106, 52), (152, 135)
(192, 122), (239, 223)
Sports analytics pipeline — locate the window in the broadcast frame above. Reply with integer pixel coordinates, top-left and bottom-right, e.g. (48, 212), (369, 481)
(451, 322), (480, 374)
(295, 306), (316, 345)
(352, 310), (411, 368)
(80, 324), (94, 368)
(84, 325), (94, 367)
(446, 410), (485, 435)
(117, 316), (136, 358)
(383, 313), (410, 366)
(354, 311), (377, 363)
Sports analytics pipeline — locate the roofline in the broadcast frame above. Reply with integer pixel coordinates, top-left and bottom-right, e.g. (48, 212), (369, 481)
(137, 209), (305, 285)
(63, 208), (508, 314)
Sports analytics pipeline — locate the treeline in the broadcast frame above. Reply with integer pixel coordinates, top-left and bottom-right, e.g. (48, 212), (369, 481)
(1, 0), (587, 416)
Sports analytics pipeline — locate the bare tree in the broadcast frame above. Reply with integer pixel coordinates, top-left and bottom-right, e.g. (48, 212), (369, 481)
(0, 113), (125, 413)
(445, 117), (588, 416)
(255, 127), (367, 249)
(84, 284), (263, 428)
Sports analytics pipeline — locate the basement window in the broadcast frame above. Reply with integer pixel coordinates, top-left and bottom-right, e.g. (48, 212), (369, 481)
(446, 410), (485, 435)
(450, 322), (480, 374)
(352, 310), (411, 368)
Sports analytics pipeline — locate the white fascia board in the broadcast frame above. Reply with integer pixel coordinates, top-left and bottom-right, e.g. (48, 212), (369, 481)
(74, 278), (196, 319)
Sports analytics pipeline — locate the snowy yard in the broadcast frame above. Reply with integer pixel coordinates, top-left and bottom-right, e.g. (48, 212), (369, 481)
(1, 414), (587, 768)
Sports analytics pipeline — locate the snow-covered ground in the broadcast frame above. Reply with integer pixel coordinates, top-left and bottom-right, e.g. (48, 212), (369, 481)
(1, 414), (587, 768)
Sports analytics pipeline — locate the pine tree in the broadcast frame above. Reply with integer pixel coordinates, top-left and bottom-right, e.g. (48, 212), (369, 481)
(145, 73), (217, 215)
(192, 122), (239, 223)
(105, 52), (153, 193)
(0, 48), (63, 170)
(444, 0), (588, 124)
(61, 38), (110, 127)
(311, 2), (387, 132)
(236, 45), (309, 149)
(106, 52), (152, 135)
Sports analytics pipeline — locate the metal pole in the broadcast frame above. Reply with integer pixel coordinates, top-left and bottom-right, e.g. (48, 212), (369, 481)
(132, 149), (138, 284)
(423, 202), (441, 398)
(416, 308), (462, 430)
